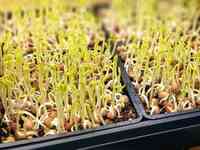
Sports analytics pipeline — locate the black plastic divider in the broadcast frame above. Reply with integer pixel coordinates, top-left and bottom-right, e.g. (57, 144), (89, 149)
(0, 63), (142, 150)
(118, 58), (145, 119)
(118, 58), (200, 120)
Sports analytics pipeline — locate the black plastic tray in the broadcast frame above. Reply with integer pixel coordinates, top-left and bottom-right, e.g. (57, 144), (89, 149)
(0, 68), (143, 150)
(118, 58), (200, 120)
(2, 110), (200, 150)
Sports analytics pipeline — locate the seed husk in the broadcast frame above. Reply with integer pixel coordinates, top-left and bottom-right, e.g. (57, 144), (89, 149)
(196, 98), (200, 105)
(106, 108), (116, 120)
(24, 118), (34, 130)
(150, 98), (159, 106)
(116, 47), (125, 54)
(3, 136), (15, 143)
(44, 111), (57, 128)
(150, 105), (160, 115)
(169, 81), (180, 94)
(164, 103), (174, 113)
(44, 117), (54, 128)
(158, 91), (169, 99)
(16, 131), (27, 140)
(64, 121), (73, 131)
(120, 95), (129, 105)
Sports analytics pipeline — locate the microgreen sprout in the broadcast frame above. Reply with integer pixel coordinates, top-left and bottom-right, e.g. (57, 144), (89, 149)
(118, 0), (200, 115)
(0, 0), (136, 143)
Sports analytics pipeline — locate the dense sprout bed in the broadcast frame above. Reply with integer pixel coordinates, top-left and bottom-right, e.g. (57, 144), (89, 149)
(0, 0), (200, 144)
(115, 0), (200, 115)
(0, 0), (136, 143)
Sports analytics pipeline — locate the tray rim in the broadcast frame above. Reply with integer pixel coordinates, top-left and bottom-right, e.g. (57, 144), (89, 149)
(2, 110), (200, 150)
